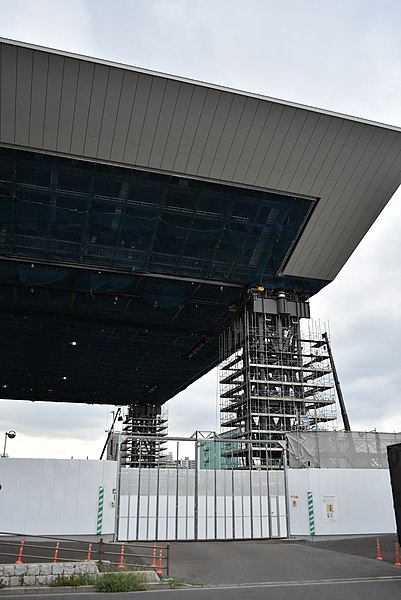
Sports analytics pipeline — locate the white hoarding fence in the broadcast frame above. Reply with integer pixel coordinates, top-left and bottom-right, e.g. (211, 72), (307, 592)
(0, 459), (117, 536)
(117, 436), (287, 541)
(288, 468), (396, 537)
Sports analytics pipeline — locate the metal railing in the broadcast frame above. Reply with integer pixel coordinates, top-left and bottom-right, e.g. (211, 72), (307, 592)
(0, 532), (169, 576)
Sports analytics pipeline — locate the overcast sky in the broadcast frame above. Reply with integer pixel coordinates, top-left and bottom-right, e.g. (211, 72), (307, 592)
(0, 0), (400, 459)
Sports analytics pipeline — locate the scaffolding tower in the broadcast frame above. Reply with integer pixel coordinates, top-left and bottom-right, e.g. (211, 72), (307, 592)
(120, 403), (167, 468)
(219, 289), (336, 468)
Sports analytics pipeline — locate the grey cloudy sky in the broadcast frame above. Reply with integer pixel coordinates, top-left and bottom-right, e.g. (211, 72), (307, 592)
(0, 0), (400, 459)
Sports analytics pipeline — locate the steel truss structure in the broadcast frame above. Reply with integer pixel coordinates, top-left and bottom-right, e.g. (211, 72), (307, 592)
(220, 290), (336, 468)
(120, 404), (167, 468)
(2, 38), (401, 442)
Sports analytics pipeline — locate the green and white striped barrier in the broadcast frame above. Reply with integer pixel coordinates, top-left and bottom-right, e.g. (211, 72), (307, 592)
(307, 490), (315, 536)
(97, 485), (104, 534)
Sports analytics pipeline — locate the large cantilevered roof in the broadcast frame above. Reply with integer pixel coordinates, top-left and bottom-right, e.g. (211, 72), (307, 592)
(1, 38), (401, 406)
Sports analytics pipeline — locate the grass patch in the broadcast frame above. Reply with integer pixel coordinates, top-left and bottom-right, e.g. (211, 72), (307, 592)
(162, 577), (203, 588)
(0, 578), (6, 589)
(161, 577), (184, 588)
(50, 573), (95, 587)
(95, 572), (147, 593)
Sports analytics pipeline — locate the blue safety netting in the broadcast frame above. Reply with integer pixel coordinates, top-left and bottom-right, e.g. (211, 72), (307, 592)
(0, 147), (315, 285)
(0, 147), (327, 406)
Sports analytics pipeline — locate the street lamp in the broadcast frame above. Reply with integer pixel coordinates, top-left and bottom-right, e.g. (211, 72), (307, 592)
(2, 430), (16, 458)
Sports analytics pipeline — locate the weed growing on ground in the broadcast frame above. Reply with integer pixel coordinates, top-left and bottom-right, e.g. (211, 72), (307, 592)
(0, 578), (6, 589)
(161, 577), (184, 588)
(95, 571), (147, 593)
(162, 578), (203, 588)
(50, 573), (95, 587)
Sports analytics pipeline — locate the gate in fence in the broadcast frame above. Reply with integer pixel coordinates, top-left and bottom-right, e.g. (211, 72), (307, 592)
(116, 436), (288, 541)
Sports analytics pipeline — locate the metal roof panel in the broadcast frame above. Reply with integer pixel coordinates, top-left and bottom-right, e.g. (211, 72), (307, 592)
(0, 38), (401, 286)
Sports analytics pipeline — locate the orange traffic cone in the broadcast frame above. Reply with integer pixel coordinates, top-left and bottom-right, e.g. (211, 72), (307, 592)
(118, 544), (125, 569)
(395, 543), (401, 567)
(156, 548), (163, 575)
(376, 537), (383, 561)
(53, 541), (60, 564)
(15, 537), (24, 564)
(151, 544), (157, 568)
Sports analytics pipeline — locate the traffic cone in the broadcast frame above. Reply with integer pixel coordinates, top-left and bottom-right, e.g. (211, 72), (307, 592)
(53, 541), (60, 564)
(87, 542), (92, 561)
(151, 544), (157, 568)
(376, 537), (383, 561)
(156, 548), (163, 575)
(118, 544), (125, 569)
(395, 543), (401, 567)
(15, 537), (24, 564)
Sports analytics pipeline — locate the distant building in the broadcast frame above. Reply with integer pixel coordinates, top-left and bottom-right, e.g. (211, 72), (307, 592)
(198, 431), (240, 470)
(161, 452), (195, 469)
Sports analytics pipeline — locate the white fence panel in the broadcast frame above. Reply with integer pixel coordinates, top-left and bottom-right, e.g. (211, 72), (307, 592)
(0, 458), (117, 536)
(118, 467), (286, 541)
(288, 468), (396, 536)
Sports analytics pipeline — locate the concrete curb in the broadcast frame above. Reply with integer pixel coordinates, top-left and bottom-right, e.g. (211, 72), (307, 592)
(0, 585), (97, 595)
(0, 582), (173, 595)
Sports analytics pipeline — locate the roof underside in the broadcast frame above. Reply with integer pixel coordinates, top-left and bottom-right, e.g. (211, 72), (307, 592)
(0, 147), (319, 404)
(1, 39), (401, 406)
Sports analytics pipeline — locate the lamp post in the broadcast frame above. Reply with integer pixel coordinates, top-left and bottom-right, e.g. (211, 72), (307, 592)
(2, 430), (16, 458)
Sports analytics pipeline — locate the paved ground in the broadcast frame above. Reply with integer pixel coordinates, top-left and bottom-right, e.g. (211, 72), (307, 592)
(1, 579), (401, 599)
(305, 534), (400, 562)
(167, 535), (401, 585)
(0, 534), (400, 594)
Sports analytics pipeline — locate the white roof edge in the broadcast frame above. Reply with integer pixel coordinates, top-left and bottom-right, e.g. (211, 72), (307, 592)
(2, 36), (401, 135)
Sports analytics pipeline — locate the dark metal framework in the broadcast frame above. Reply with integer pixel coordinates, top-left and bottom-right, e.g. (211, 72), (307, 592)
(0, 146), (323, 406)
(387, 443), (401, 545)
(0, 147), (315, 281)
(220, 290), (336, 468)
(120, 404), (167, 468)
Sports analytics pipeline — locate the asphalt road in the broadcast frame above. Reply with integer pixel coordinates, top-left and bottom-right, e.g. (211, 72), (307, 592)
(0, 534), (400, 595)
(3, 536), (397, 584)
(167, 536), (401, 585)
(1, 579), (401, 599)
